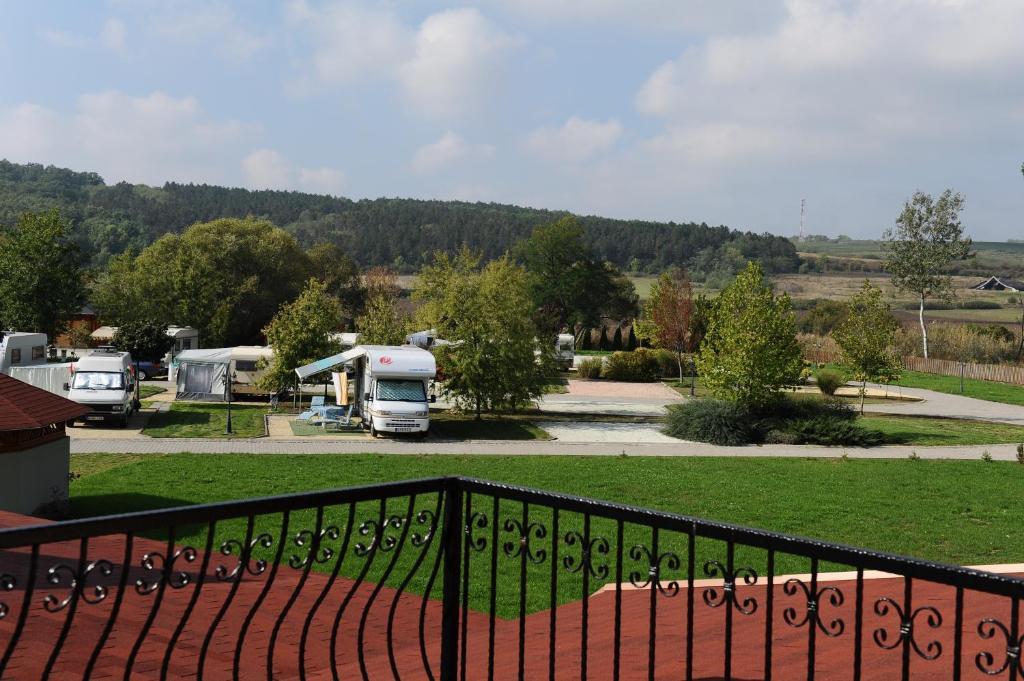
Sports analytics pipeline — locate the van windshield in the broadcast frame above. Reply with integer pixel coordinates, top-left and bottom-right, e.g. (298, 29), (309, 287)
(376, 379), (425, 402)
(72, 372), (124, 390)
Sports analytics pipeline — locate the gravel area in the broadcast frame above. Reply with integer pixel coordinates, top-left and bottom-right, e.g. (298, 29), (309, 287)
(542, 421), (679, 444)
(566, 379), (682, 400)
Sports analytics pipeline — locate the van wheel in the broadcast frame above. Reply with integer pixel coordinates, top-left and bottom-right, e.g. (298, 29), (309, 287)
(119, 414), (128, 428)
(138, 370), (148, 381)
(66, 419), (76, 428)
(418, 429), (429, 441)
(370, 423), (379, 438)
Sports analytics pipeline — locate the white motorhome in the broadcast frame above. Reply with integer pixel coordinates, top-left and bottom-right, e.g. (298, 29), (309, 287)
(0, 332), (49, 373)
(296, 345), (436, 437)
(65, 348), (137, 427)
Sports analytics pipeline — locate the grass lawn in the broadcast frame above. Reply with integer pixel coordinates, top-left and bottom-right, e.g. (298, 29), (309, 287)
(893, 370), (1024, 407)
(67, 453), (1024, 616)
(860, 414), (1024, 446)
(429, 412), (550, 440)
(143, 403), (267, 438)
(138, 384), (166, 399)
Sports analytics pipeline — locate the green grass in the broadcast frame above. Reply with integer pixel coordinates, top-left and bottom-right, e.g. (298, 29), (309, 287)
(143, 403), (267, 438)
(68, 453), (1024, 617)
(894, 370), (1024, 407)
(860, 414), (1024, 446)
(138, 385), (166, 399)
(429, 413), (550, 440)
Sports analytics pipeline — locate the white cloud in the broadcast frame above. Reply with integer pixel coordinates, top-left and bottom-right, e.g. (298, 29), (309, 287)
(41, 18), (127, 52)
(0, 91), (258, 186)
(410, 131), (494, 174)
(397, 9), (519, 117)
(289, 4), (519, 117)
(525, 117), (623, 162)
(242, 149), (347, 194)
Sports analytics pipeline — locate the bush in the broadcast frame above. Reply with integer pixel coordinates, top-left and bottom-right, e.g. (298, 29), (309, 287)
(577, 357), (603, 379)
(602, 349), (660, 382)
(814, 368), (847, 396)
(651, 349), (678, 378)
(961, 299), (1003, 310)
(787, 417), (885, 446)
(663, 400), (753, 445)
(763, 429), (801, 445)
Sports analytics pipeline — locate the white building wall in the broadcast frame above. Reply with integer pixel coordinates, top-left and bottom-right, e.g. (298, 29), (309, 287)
(0, 437), (70, 515)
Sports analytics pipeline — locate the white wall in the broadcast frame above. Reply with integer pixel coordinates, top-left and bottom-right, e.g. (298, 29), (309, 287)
(0, 437), (70, 515)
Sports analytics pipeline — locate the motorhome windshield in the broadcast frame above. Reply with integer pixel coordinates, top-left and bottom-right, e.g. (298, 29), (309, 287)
(72, 372), (124, 390)
(375, 379), (426, 402)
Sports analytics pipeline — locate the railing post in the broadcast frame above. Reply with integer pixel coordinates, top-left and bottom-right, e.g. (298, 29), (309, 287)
(439, 479), (463, 681)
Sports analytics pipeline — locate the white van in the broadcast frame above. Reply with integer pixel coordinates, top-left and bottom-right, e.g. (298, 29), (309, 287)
(556, 333), (575, 370)
(65, 349), (137, 427)
(296, 345), (436, 437)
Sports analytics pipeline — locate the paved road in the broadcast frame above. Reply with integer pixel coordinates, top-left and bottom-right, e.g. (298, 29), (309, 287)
(855, 382), (1024, 425)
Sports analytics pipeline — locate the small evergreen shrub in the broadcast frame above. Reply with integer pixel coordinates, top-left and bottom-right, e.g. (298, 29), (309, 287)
(814, 368), (847, 396)
(652, 349), (678, 378)
(577, 357), (603, 379)
(763, 429), (800, 445)
(787, 417), (884, 447)
(663, 400), (753, 446)
(602, 349), (659, 382)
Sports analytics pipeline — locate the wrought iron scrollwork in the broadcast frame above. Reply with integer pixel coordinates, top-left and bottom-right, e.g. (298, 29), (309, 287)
(976, 618), (1024, 676)
(355, 515), (404, 557)
(215, 533), (274, 581)
(872, 597), (943, 660)
(502, 517), (548, 564)
(42, 560), (114, 612)
(288, 525), (341, 569)
(782, 578), (845, 637)
(134, 547), (198, 594)
(0, 573), (14, 619)
(411, 509), (437, 547)
(628, 545), (680, 596)
(464, 510), (488, 552)
(563, 531), (610, 579)
(702, 560), (759, 615)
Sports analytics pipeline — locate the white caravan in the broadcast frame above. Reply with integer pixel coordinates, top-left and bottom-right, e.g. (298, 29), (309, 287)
(65, 348), (137, 427)
(0, 332), (48, 372)
(296, 345), (436, 437)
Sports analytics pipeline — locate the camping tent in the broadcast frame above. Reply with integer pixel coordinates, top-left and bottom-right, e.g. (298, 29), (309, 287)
(172, 348), (232, 401)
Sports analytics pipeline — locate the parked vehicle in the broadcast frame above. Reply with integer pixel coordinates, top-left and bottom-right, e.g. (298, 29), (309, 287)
(556, 333), (575, 370)
(136, 360), (166, 381)
(0, 332), (48, 373)
(64, 348), (137, 427)
(296, 345), (436, 438)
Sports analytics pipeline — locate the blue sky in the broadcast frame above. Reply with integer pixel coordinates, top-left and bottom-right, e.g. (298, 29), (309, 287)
(1, 1), (1022, 240)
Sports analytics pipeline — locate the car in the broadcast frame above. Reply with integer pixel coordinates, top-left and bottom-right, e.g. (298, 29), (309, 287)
(136, 360), (167, 381)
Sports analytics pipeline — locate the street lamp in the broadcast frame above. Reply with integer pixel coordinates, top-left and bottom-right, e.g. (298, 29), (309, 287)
(225, 369), (235, 435)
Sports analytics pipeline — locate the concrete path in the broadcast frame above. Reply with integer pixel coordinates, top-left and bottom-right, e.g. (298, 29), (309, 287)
(856, 381), (1024, 425)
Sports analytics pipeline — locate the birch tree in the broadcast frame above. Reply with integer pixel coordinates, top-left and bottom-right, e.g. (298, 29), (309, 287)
(883, 190), (971, 358)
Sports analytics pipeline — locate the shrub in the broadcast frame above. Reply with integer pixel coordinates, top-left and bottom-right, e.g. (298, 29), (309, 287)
(763, 429), (800, 445)
(651, 349), (678, 378)
(577, 357), (603, 379)
(663, 400), (753, 445)
(961, 299), (1002, 310)
(814, 368), (847, 396)
(787, 416), (885, 447)
(602, 349), (659, 382)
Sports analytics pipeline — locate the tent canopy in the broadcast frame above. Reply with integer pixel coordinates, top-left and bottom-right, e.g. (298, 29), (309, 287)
(173, 348), (232, 401)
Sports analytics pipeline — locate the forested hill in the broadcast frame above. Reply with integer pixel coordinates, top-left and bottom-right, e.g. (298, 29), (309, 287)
(0, 160), (799, 277)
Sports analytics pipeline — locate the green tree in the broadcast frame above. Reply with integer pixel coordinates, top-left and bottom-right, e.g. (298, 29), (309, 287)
(516, 216), (638, 342)
(416, 249), (551, 419)
(883, 190), (972, 358)
(112, 320), (175, 402)
(356, 267), (409, 345)
(832, 281), (902, 413)
(0, 210), (85, 338)
(91, 218), (313, 346)
(307, 243), (365, 324)
(696, 262), (802, 408)
(643, 268), (695, 382)
(257, 279), (343, 393)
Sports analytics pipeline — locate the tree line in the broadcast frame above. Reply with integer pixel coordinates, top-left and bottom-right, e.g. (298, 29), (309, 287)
(0, 159), (799, 277)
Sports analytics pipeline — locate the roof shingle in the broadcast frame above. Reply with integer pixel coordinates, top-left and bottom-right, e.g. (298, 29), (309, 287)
(0, 373), (90, 431)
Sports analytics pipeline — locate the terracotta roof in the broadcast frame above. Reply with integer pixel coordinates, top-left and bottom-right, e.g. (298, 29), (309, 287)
(0, 373), (89, 431)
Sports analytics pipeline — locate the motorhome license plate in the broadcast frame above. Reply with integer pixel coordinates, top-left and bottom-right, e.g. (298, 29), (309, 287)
(86, 416), (104, 421)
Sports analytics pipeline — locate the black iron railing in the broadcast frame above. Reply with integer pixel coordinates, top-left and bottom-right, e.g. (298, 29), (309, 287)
(0, 476), (1022, 680)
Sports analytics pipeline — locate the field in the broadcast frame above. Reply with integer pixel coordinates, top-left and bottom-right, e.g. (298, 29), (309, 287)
(67, 453), (1024, 615)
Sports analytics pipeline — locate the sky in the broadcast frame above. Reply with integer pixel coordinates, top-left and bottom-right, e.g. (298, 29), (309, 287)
(1, 0), (1022, 240)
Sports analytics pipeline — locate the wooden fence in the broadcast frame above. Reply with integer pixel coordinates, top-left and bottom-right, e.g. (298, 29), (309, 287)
(902, 355), (1024, 386)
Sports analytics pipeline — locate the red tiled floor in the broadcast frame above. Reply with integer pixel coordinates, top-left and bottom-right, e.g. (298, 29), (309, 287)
(1, 512), (1021, 680)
